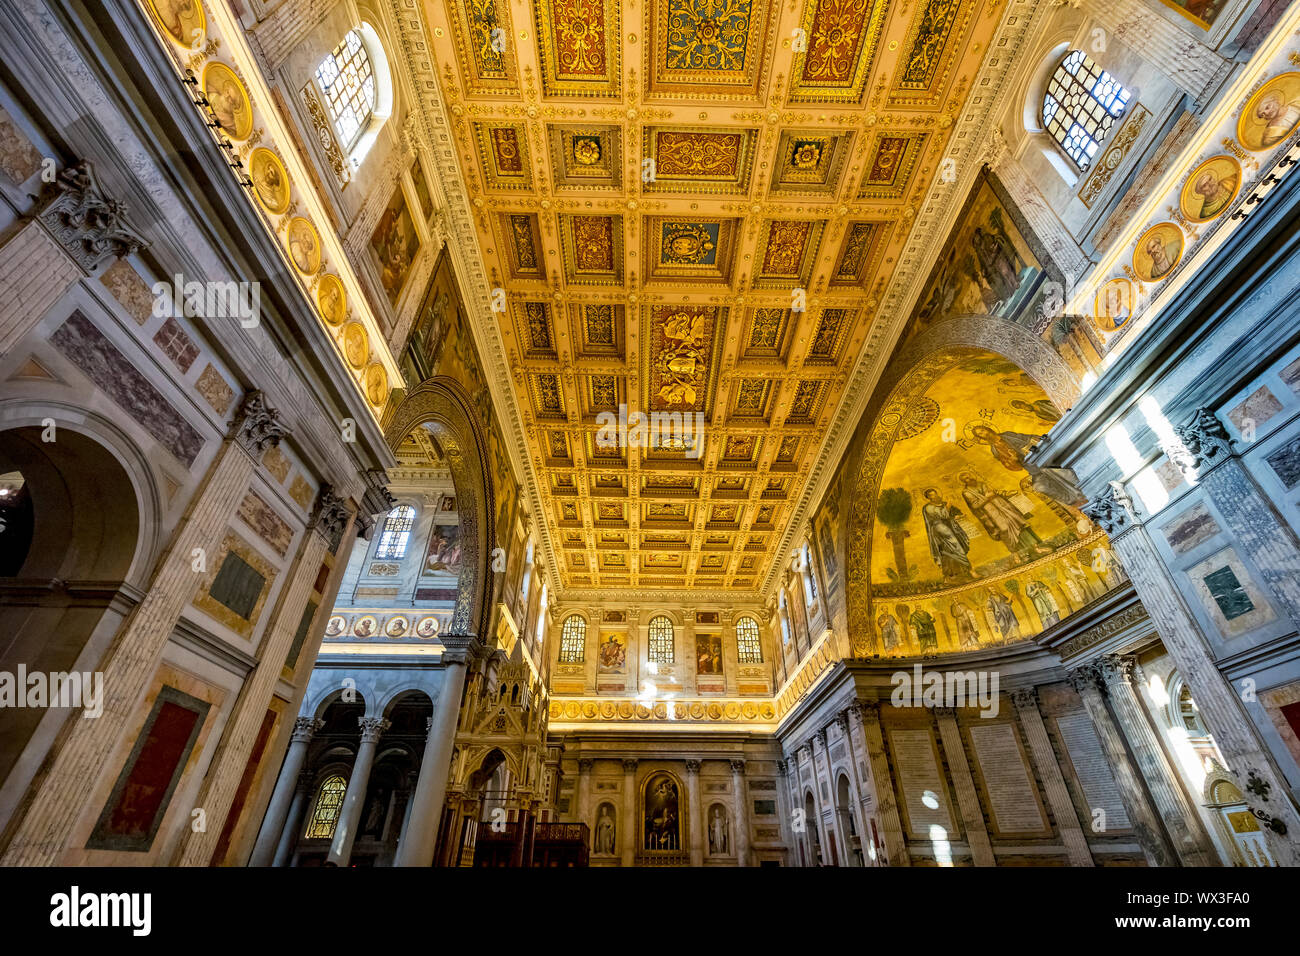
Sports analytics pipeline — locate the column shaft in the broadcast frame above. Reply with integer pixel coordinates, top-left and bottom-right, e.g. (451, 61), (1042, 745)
(1099, 655), (1218, 865)
(856, 703), (909, 866)
(620, 759), (637, 866)
(249, 718), (318, 866)
(686, 761), (703, 866)
(272, 776), (311, 867)
(1013, 690), (1095, 866)
(934, 710), (996, 866)
(0, 220), (80, 353)
(1069, 667), (1178, 866)
(327, 717), (387, 866)
(731, 760), (750, 867)
(394, 653), (470, 867)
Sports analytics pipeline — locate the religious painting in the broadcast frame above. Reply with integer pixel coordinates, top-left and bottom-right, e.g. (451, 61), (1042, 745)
(1132, 222), (1184, 283)
(597, 632), (627, 671)
(146, 0), (204, 47)
(696, 633), (723, 675)
(201, 63), (252, 141)
(286, 217), (321, 276)
(370, 185), (420, 305)
(643, 773), (682, 850)
(1157, 0), (1225, 29)
(249, 148), (290, 215)
(1179, 155), (1240, 222)
(411, 158), (434, 219)
(909, 170), (1056, 338)
(353, 615), (378, 637)
(87, 685), (210, 851)
(1093, 277), (1133, 334)
(424, 523), (462, 573)
(317, 274), (346, 326)
(385, 615), (409, 637)
(1238, 72), (1300, 152)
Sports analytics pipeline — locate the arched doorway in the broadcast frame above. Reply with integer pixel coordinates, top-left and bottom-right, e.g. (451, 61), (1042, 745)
(803, 791), (822, 866)
(0, 425), (143, 798)
(835, 773), (863, 867)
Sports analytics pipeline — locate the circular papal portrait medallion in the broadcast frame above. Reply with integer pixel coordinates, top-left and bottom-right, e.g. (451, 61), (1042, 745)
(249, 148), (290, 215)
(1179, 155), (1241, 223)
(147, 0), (205, 47)
(201, 62), (253, 141)
(352, 614), (378, 638)
(1238, 71), (1300, 152)
(316, 274), (346, 326)
(1093, 277), (1134, 333)
(1132, 222), (1184, 283)
(286, 217), (321, 276)
(363, 362), (388, 407)
(385, 615), (409, 637)
(342, 321), (369, 369)
(415, 615), (440, 638)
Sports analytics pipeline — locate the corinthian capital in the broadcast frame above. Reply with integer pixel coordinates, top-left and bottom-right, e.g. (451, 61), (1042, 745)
(230, 390), (287, 455)
(1169, 409), (1234, 476)
(1082, 481), (1136, 536)
(37, 160), (148, 271)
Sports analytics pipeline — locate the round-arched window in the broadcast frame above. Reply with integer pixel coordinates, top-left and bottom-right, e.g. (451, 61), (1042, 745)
(1042, 49), (1131, 171)
(559, 614), (586, 663)
(648, 615), (675, 664)
(736, 616), (762, 664)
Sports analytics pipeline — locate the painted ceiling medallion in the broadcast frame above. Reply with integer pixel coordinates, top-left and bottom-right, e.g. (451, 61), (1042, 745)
(790, 140), (822, 169)
(662, 222), (717, 265)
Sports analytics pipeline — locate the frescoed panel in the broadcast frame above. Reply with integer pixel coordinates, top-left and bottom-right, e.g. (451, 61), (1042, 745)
(369, 185), (421, 306)
(424, 523), (463, 574)
(695, 633), (723, 675)
(597, 631), (628, 671)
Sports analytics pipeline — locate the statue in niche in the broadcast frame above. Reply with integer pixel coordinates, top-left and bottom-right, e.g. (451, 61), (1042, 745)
(709, 805), (730, 855)
(595, 804), (616, 855)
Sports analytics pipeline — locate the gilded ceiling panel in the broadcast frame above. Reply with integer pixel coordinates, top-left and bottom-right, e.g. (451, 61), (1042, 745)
(788, 0), (890, 104)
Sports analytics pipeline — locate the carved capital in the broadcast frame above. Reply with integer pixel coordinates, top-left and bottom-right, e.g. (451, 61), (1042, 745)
(291, 716), (323, 743)
(622, 758), (638, 774)
(933, 706), (957, 720)
(358, 716), (390, 743)
(37, 160), (147, 271)
(776, 759), (788, 777)
(1066, 663), (1105, 696)
(1010, 687), (1039, 711)
(685, 759), (702, 774)
(730, 759), (746, 775)
(310, 484), (350, 540)
(230, 390), (287, 456)
(438, 633), (483, 665)
(854, 700), (881, 721)
(578, 758), (595, 774)
(1098, 653), (1137, 687)
(1169, 408), (1234, 476)
(1082, 481), (1136, 535)
(362, 468), (397, 517)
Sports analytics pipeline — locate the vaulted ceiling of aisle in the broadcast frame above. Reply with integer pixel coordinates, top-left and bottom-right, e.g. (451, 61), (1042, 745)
(424, 0), (1003, 595)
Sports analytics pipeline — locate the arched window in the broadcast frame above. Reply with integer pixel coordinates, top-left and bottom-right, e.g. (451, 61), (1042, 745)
(648, 615), (675, 664)
(315, 30), (375, 152)
(778, 591), (791, 646)
(314, 25), (392, 170)
(304, 774), (348, 839)
(375, 504), (415, 559)
(736, 616), (762, 664)
(803, 544), (819, 602)
(1042, 49), (1130, 171)
(535, 582), (549, 646)
(559, 614), (586, 663)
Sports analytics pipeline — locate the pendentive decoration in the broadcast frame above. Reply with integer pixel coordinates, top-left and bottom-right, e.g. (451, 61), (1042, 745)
(36, 161), (148, 272)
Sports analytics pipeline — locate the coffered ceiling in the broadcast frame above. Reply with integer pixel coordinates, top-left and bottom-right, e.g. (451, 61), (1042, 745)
(423, 0), (1004, 595)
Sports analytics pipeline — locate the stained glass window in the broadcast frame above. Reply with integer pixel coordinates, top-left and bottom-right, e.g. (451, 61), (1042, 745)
(375, 505), (415, 559)
(648, 615), (675, 664)
(559, 614), (586, 663)
(736, 617), (762, 664)
(315, 30), (375, 152)
(304, 774), (347, 839)
(1042, 50), (1130, 171)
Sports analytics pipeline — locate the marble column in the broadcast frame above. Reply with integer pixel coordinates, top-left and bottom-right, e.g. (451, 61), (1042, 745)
(178, 487), (348, 865)
(620, 758), (638, 866)
(686, 759), (704, 866)
(731, 759), (750, 867)
(250, 716), (321, 866)
(838, 709), (880, 865)
(808, 732), (834, 864)
(394, 636), (477, 867)
(576, 758), (594, 833)
(774, 759), (795, 865)
(1067, 664), (1178, 867)
(1083, 0), (1230, 103)
(0, 161), (145, 354)
(1098, 655), (1218, 865)
(0, 392), (283, 866)
(933, 708), (996, 866)
(272, 773), (313, 867)
(326, 717), (389, 866)
(1012, 689), (1095, 866)
(1084, 481), (1300, 865)
(854, 702), (909, 866)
